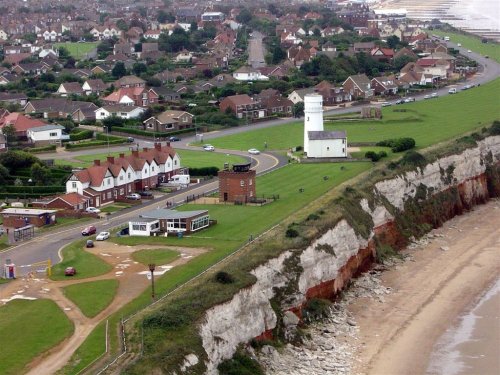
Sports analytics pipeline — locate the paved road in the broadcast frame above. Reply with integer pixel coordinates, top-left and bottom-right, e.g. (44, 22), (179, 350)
(248, 31), (266, 69)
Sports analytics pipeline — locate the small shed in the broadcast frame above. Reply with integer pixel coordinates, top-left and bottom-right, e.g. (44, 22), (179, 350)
(1, 208), (57, 228)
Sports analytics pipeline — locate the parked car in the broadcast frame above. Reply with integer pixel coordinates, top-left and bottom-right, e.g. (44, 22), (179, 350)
(65, 267), (77, 276)
(248, 148), (260, 155)
(468, 50), (472, 53)
(117, 227), (129, 237)
(394, 99), (405, 105)
(431, 92), (438, 98)
(86, 240), (94, 248)
(381, 101), (392, 107)
(126, 193), (141, 200)
(424, 94), (431, 100)
(457, 43), (462, 47)
(82, 225), (97, 236)
(203, 144), (215, 151)
(169, 136), (181, 142)
(127, 137), (135, 143)
(85, 207), (101, 214)
(96, 231), (110, 241)
(404, 97), (415, 103)
(139, 190), (153, 197)
(448, 88), (457, 94)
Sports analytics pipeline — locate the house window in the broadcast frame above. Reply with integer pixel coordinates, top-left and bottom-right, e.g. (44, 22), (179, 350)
(174, 160), (177, 165)
(100, 112), (105, 117)
(148, 123), (153, 128)
(182, 117), (188, 122)
(249, 179), (252, 186)
(120, 175), (123, 181)
(49, 132), (57, 137)
(107, 192), (111, 199)
(342, 139), (345, 144)
(72, 182), (76, 188)
(240, 180), (245, 187)
(120, 112), (127, 117)
(165, 124), (173, 129)
(128, 173), (131, 179)
(342, 148), (345, 153)
(120, 188), (124, 195)
(152, 166), (155, 171)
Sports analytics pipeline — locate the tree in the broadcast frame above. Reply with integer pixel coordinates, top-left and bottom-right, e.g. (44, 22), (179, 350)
(112, 62), (127, 78)
(58, 47), (70, 59)
(133, 62), (147, 76)
(393, 55), (416, 70)
(0, 163), (10, 186)
(190, 22), (198, 32)
(116, 19), (129, 32)
(271, 45), (286, 64)
(23, 33), (37, 43)
(236, 8), (253, 25)
(1, 124), (16, 145)
(386, 35), (400, 50)
(30, 163), (51, 186)
(293, 102), (304, 118)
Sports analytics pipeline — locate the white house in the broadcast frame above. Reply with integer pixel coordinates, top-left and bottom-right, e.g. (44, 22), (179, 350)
(95, 105), (146, 121)
(175, 51), (193, 62)
(303, 94), (347, 158)
(129, 218), (161, 236)
(27, 124), (69, 146)
(0, 29), (8, 40)
(232, 66), (269, 81)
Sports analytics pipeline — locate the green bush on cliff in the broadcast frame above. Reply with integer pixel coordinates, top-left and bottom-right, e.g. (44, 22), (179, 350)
(218, 351), (264, 375)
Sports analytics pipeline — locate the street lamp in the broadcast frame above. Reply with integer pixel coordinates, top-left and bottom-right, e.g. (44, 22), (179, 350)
(148, 263), (156, 300)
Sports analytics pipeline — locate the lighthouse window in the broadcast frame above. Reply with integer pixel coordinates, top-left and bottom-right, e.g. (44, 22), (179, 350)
(307, 117), (309, 121)
(327, 147), (330, 151)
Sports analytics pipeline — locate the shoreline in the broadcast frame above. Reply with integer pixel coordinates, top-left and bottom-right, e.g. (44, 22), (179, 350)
(347, 200), (500, 375)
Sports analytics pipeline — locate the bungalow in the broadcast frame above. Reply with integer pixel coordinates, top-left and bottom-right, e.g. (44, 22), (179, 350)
(82, 79), (108, 95)
(143, 110), (194, 133)
(129, 208), (210, 235)
(232, 66), (269, 81)
(0, 92), (28, 106)
(116, 75), (146, 88)
(371, 76), (399, 96)
(0, 112), (47, 139)
(342, 74), (374, 99)
(27, 124), (69, 146)
(288, 88), (316, 104)
(32, 192), (91, 211)
(25, 99), (98, 119)
(95, 105), (146, 121)
(57, 82), (84, 97)
(370, 47), (394, 63)
(1, 208), (57, 228)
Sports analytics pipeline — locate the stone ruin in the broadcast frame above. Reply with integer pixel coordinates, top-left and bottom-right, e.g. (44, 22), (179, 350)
(361, 106), (382, 119)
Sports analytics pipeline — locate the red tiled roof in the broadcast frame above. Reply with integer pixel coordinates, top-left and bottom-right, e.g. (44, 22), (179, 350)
(0, 112), (46, 132)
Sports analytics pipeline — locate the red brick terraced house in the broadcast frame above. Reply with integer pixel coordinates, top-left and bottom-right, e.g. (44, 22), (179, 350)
(65, 143), (182, 207)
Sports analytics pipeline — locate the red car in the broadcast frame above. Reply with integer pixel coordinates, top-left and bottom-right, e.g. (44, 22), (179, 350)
(64, 267), (77, 276)
(81, 225), (96, 236)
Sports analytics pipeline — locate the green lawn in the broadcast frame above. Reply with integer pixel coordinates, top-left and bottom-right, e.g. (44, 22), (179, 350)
(51, 240), (113, 281)
(54, 42), (99, 60)
(209, 79), (500, 151)
(131, 248), (180, 266)
(58, 149), (246, 170)
(63, 279), (119, 318)
(0, 235), (10, 251)
(100, 203), (132, 214)
(430, 30), (500, 63)
(0, 299), (73, 375)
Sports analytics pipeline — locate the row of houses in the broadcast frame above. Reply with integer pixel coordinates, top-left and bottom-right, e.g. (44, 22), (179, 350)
(66, 142), (183, 208)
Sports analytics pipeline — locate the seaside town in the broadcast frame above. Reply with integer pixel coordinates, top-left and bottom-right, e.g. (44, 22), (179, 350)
(0, 0), (498, 374)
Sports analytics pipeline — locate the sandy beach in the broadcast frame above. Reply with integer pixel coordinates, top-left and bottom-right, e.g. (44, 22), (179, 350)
(348, 200), (500, 375)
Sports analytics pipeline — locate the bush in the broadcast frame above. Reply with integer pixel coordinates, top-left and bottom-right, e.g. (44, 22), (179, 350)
(69, 129), (93, 141)
(285, 228), (299, 238)
(365, 151), (381, 162)
(489, 120), (500, 136)
(215, 271), (235, 284)
(26, 145), (57, 153)
(376, 137), (416, 152)
(400, 150), (426, 167)
(188, 167), (219, 177)
(302, 298), (332, 322)
(218, 352), (264, 375)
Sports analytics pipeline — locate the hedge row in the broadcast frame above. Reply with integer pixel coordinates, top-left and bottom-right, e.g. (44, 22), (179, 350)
(65, 138), (126, 150)
(112, 126), (193, 138)
(1, 185), (65, 194)
(188, 166), (220, 177)
(376, 137), (416, 152)
(26, 145), (57, 153)
(70, 129), (94, 141)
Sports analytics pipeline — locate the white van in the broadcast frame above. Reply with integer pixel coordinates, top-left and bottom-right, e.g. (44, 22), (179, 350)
(169, 174), (190, 185)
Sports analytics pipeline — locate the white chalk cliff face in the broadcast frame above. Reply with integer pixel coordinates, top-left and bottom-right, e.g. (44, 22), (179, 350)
(197, 136), (500, 374)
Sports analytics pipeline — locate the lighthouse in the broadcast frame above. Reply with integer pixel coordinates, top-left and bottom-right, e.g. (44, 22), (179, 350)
(303, 94), (324, 154)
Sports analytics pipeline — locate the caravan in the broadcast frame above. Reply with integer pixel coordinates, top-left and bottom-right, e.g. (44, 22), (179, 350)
(169, 174), (190, 186)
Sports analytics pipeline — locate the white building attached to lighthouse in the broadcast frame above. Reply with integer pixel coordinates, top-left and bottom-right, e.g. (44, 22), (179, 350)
(303, 94), (347, 158)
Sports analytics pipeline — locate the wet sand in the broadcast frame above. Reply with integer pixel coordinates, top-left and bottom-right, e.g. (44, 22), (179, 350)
(347, 200), (500, 375)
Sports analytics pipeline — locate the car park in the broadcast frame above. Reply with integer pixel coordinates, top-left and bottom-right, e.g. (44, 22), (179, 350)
(96, 231), (110, 241)
(82, 225), (96, 236)
(169, 136), (181, 142)
(203, 144), (215, 151)
(86, 240), (94, 248)
(126, 193), (141, 200)
(65, 267), (77, 276)
(85, 207), (101, 214)
(248, 148), (260, 155)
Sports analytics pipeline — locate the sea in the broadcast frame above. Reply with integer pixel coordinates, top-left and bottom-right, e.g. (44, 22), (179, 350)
(372, 0), (500, 41)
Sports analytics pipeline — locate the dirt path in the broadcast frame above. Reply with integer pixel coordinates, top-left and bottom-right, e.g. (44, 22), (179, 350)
(347, 200), (500, 375)
(1, 242), (207, 375)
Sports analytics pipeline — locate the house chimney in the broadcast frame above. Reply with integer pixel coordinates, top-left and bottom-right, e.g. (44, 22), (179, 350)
(94, 160), (100, 166)
(119, 153), (125, 158)
(132, 150), (139, 157)
(107, 156), (115, 164)
(155, 142), (162, 151)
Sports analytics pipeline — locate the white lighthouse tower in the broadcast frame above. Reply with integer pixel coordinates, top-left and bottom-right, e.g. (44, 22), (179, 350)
(303, 94), (324, 154)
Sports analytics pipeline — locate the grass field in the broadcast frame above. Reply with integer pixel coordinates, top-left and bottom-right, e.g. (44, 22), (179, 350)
(430, 30), (500, 63)
(0, 299), (73, 375)
(54, 42), (99, 60)
(208, 78), (500, 151)
(55, 149), (246, 170)
(131, 249), (180, 266)
(100, 203), (132, 214)
(63, 280), (119, 318)
(50, 240), (113, 281)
